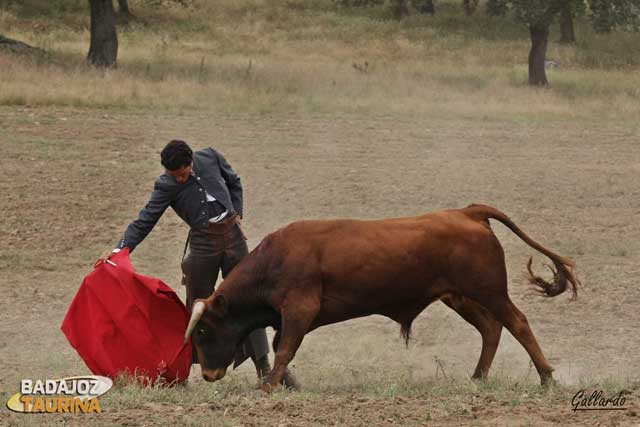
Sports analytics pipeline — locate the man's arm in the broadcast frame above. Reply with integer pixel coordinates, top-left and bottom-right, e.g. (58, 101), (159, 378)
(115, 178), (172, 253)
(217, 151), (243, 218)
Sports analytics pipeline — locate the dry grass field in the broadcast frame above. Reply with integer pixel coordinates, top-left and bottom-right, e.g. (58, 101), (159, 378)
(1, 1), (640, 426)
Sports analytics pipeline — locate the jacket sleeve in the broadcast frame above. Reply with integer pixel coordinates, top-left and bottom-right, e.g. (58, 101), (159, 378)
(115, 178), (171, 252)
(217, 151), (243, 217)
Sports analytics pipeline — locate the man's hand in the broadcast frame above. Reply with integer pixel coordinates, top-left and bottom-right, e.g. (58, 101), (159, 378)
(94, 249), (115, 268)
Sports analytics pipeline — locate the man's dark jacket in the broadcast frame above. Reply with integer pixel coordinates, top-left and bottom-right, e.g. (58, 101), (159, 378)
(117, 148), (242, 252)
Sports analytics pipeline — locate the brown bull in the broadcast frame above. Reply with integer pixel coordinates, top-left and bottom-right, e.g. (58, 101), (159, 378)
(185, 204), (580, 391)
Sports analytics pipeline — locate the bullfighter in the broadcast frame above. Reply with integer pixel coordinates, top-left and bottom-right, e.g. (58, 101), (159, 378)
(96, 139), (298, 388)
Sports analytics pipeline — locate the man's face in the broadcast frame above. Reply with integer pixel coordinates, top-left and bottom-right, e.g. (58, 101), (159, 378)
(167, 163), (192, 184)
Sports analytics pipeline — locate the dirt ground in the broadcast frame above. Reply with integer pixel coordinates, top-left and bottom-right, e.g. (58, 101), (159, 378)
(1, 106), (639, 426)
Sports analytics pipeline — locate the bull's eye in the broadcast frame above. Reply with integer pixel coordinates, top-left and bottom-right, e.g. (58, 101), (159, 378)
(197, 327), (206, 336)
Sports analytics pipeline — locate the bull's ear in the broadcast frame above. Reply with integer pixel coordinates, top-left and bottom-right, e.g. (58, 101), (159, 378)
(210, 294), (227, 318)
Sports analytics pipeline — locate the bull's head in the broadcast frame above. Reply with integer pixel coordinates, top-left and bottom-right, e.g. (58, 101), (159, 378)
(184, 294), (239, 382)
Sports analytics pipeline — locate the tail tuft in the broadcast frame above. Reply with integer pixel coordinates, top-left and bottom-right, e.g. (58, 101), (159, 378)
(526, 257), (580, 300)
(464, 204), (581, 300)
(400, 321), (413, 348)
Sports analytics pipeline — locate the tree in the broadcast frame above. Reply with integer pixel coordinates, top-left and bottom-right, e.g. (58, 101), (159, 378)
(117, 0), (131, 14)
(512, 0), (639, 86)
(511, 0), (562, 86)
(590, 0), (640, 32)
(486, 0), (508, 16)
(559, 1), (576, 43)
(558, 0), (587, 43)
(463, 0), (479, 16)
(391, 0), (409, 19)
(87, 0), (118, 67)
(416, 0), (435, 15)
(117, 0), (135, 24)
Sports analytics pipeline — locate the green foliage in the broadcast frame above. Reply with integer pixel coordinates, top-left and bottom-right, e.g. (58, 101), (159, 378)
(142, 0), (195, 7)
(415, 0), (435, 14)
(463, 0), (479, 16)
(486, 0), (509, 16)
(590, 0), (640, 32)
(576, 27), (640, 66)
(509, 0), (639, 30)
(2, 0), (639, 109)
(392, 0), (410, 18)
(432, 69), (496, 90)
(335, 0), (383, 7)
(511, 0), (561, 26)
(0, 0), (85, 18)
(572, 0), (588, 16)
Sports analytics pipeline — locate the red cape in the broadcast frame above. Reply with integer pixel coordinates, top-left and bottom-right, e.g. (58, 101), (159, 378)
(61, 249), (192, 385)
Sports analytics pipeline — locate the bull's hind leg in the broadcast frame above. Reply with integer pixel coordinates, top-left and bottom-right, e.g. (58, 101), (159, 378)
(441, 294), (502, 380)
(479, 296), (554, 385)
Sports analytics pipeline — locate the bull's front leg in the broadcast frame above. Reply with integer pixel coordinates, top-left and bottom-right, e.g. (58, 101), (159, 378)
(263, 344), (299, 392)
(262, 291), (319, 392)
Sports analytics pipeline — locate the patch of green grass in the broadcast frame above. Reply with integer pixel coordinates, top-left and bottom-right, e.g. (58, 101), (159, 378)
(575, 376), (640, 394)
(1, 93), (27, 105)
(103, 375), (256, 409)
(508, 67), (529, 87)
(5, 134), (76, 149)
(414, 3), (527, 42)
(432, 70), (496, 91)
(2, 0), (640, 118)
(4, 0), (85, 19)
(577, 29), (640, 68)
(608, 247), (629, 257)
(551, 72), (611, 99)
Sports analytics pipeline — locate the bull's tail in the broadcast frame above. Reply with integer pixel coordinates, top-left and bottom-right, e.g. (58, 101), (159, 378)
(464, 204), (580, 299)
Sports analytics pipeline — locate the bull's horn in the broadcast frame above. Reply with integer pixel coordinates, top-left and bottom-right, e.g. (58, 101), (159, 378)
(184, 301), (206, 344)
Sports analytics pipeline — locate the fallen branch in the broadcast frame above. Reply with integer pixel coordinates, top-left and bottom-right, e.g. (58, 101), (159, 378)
(0, 35), (47, 56)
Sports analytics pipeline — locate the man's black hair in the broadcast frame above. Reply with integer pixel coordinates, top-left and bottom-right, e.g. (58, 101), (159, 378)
(161, 140), (193, 171)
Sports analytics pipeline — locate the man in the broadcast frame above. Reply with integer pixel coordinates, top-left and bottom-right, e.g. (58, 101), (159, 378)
(96, 140), (297, 387)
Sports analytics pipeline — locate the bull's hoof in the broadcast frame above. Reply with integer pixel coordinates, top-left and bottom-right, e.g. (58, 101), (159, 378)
(471, 372), (488, 382)
(259, 383), (274, 393)
(540, 373), (557, 387)
(281, 369), (301, 391)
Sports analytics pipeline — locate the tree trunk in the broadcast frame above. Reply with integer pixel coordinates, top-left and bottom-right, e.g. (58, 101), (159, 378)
(117, 0), (130, 14)
(391, 0), (409, 19)
(417, 0), (435, 15)
(463, 0), (478, 16)
(528, 25), (549, 86)
(117, 0), (134, 25)
(559, 2), (576, 43)
(486, 0), (507, 17)
(87, 0), (118, 67)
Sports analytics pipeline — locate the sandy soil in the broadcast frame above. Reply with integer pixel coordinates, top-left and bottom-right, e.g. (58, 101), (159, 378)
(0, 106), (639, 426)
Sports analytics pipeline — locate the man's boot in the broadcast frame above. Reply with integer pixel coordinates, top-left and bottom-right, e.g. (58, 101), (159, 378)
(253, 355), (271, 383)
